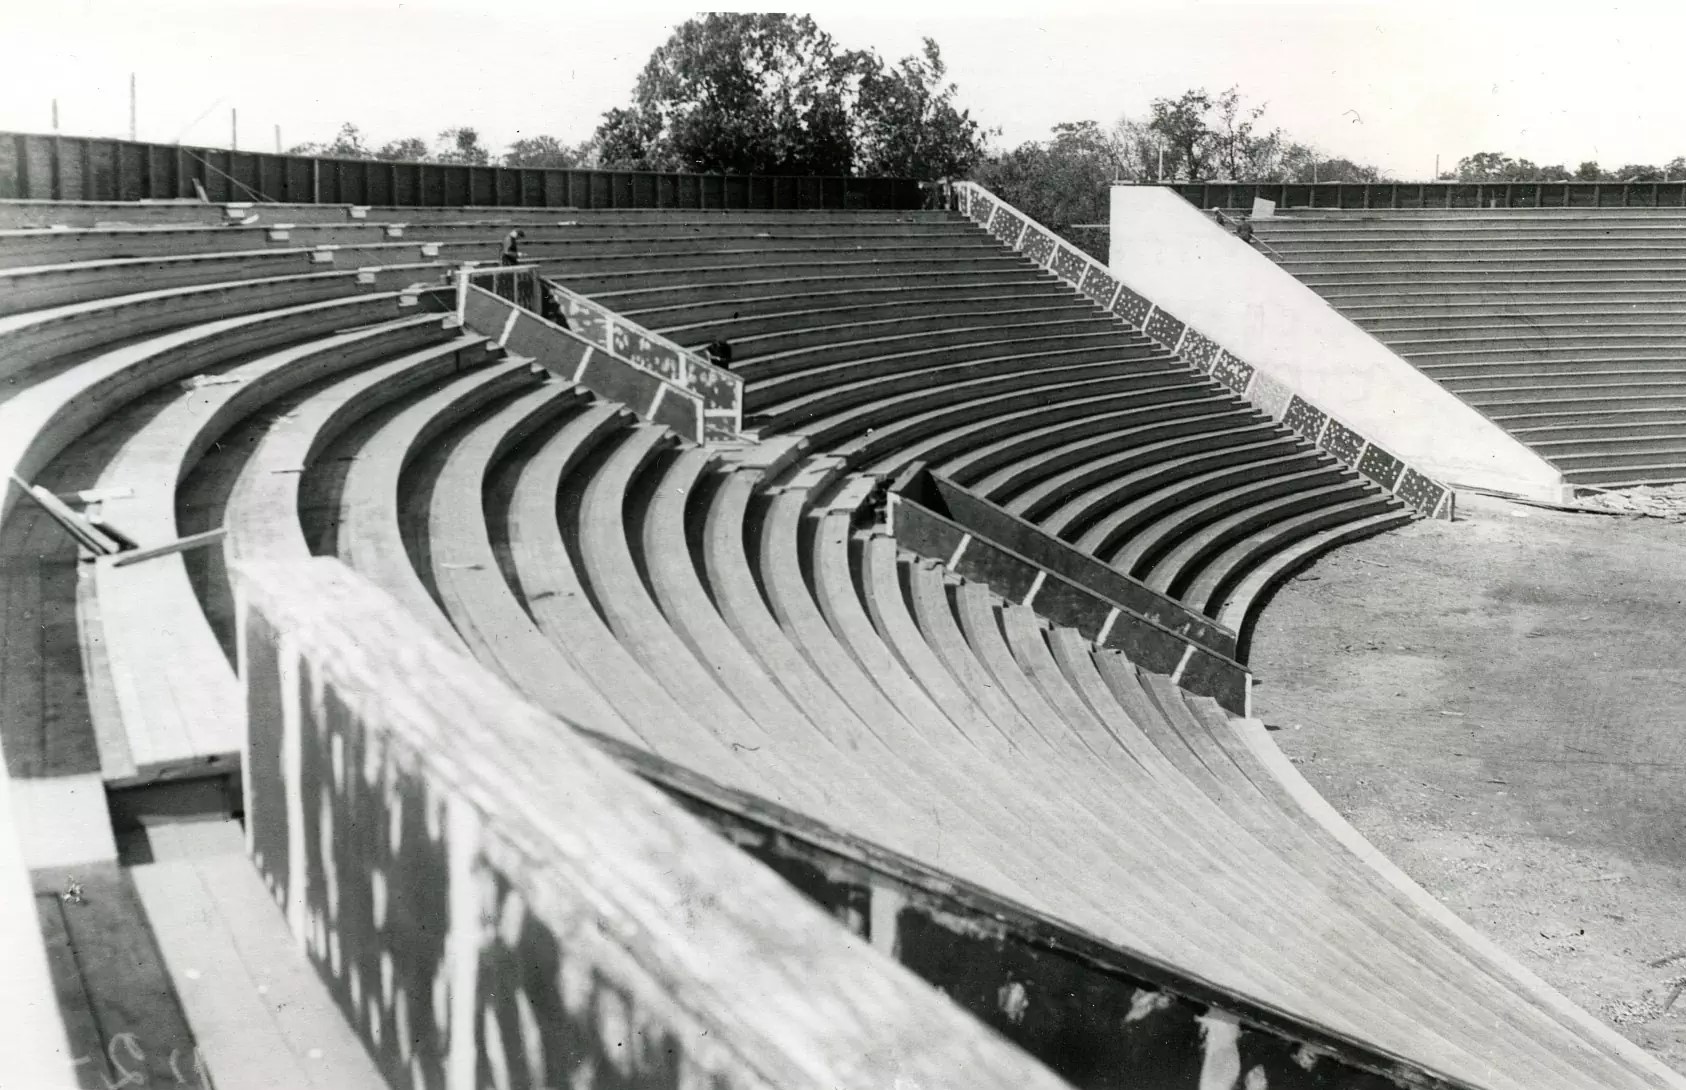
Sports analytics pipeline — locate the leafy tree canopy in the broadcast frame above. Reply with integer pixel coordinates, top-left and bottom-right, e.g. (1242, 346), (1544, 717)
(433, 127), (491, 165)
(855, 38), (989, 179)
(972, 121), (1127, 260)
(595, 14), (987, 179)
(596, 13), (863, 175)
(1439, 152), (1686, 183)
(505, 135), (596, 169)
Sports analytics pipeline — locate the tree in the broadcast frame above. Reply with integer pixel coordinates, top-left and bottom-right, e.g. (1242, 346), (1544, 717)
(374, 137), (429, 162)
(1138, 86), (1303, 181)
(854, 38), (988, 179)
(433, 127), (491, 165)
(289, 122), (372, 159)
(973, 121), (1123, 259)
(598, 14), (867, 175)
(1575, 161), (1604, 181)
(1611, 162), (1664, 182)
(1453, 151), (1517, 181)
(1209, 87), (1283, 181)
(1147, 89), (1215, 181)
(1108, 116), (1169, 181)
(505, 135), (594, 168)
(595, 107), (665, 169)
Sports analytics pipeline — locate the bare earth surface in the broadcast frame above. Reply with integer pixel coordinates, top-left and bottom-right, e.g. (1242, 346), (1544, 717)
(1249, 490), (1686, 1074)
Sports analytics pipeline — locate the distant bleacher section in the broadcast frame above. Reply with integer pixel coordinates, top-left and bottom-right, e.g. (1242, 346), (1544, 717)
(1248, 206), (1686, 488)
(1172, 178), (1686, 213)
(3, 158), (1685, 1090)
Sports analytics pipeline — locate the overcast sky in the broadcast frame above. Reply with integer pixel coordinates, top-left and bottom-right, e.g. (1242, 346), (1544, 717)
(4, 0), (1684, 180)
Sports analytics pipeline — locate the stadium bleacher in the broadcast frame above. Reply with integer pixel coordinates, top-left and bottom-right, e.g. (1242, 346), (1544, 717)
(0, 177), (1680, 1090)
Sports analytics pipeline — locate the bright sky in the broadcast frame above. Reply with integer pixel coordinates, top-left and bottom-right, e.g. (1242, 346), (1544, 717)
(4, 0), (1685, 180)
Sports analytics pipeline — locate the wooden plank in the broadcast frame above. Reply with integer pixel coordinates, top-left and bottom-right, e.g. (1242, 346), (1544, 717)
(73, 559), (137, 781)
(38, 556), (100, 776)
(130, 821), (387, 1089)
(0, 766), (83, 1088)
(108, 527), (225, 568)
(9, 775), (116, 868)
(30, 887), (106, 1088)
(0, 557), (47, 775)
(32, 863), (198, 1087)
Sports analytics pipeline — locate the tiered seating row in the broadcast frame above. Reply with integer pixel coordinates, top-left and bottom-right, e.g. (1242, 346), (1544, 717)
(1254, 209), (1686, 487)
(2, 198), (1678, 1090)
(202, 349), (1670, 1090)
(554, 196), (1423, 628)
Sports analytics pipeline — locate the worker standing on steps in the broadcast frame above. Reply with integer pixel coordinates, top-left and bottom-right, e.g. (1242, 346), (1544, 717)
(500, 228), (526, 266)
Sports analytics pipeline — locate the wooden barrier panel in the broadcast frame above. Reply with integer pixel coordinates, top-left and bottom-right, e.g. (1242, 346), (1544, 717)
(883, 467), (1250, 712)
(235, 556), (1069, 1090)
(0, 130), (923, 210)
(893, 465), (1239, 657)
(540, 274), (743, 442)
(460, 283), (704, 442)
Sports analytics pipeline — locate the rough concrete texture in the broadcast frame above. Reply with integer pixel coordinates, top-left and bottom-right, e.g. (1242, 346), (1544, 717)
(1576, 484), (1686, 520)
(1250, 490), (1686, 1074)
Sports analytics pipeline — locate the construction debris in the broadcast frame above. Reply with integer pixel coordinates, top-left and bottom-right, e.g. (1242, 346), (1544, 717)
(1573, 483), (1686, 520)
(181, 373), (245, 391)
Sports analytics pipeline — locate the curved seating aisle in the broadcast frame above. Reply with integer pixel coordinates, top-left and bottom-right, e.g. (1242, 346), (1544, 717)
(225, 357), (1670, 1089)
(544, 210), (1412, 625)
(1253, 209), (1686, 487)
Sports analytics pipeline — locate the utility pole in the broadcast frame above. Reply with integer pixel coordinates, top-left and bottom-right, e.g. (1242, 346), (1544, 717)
(51, 98), (58, 131)
(1157, 147), (1165, 183)
(1435, 154), (1440, 181)
(129, 73), (137, 140)
(274, 124), (281, 154)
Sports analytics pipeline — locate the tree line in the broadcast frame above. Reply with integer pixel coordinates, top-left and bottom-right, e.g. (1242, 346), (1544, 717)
(1439, 152), (1686, 183)
(286, 14), (1681, 260)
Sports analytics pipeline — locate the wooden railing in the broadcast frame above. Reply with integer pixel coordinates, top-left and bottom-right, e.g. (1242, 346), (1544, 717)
(0, 130), (923, 210)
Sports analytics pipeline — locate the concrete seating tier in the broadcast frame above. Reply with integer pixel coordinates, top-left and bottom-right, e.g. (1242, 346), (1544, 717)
(542, 209), (1410, 622)
(0, 238), (496, 1086)
(190, 355), (1674, 1090)
(0, 216), (972, 271)
(1, 199), (1677, 1090)
(1254, 208), (1686, 486)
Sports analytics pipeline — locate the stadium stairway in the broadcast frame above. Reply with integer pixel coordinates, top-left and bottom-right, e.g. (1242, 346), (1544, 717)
(2, 197), (1681, 1090)
(1252, 209), (1686, 488)
(542, 208), (1416, 629)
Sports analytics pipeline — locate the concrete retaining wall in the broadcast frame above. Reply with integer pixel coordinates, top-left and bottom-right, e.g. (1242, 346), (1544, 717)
(1108, 186), (1566, 500)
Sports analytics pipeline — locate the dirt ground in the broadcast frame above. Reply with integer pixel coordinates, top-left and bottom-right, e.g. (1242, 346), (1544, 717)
(1249, 490), (1686, 1074)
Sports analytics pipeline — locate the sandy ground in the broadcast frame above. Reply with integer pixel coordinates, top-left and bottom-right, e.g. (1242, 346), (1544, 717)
(1249, 490), (1686, 1074)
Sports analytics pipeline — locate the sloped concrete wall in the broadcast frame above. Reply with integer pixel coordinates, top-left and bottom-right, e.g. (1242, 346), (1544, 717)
(1109, 186), (1566, 500)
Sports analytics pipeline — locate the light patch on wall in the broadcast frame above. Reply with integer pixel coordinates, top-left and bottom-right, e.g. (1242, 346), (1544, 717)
(1124, 987), (1174, 1023)
(1196, 1008), (1242, 1090)
(997, 979), (1030, 1025)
